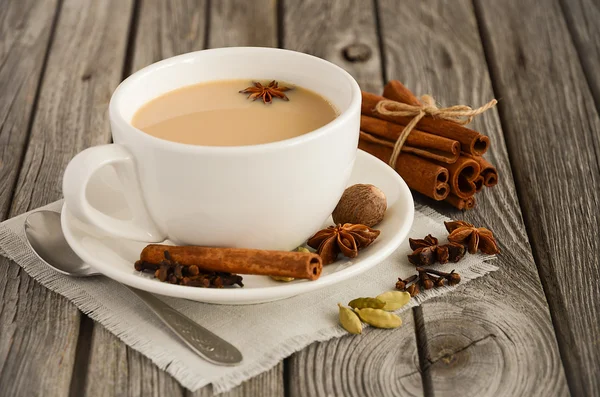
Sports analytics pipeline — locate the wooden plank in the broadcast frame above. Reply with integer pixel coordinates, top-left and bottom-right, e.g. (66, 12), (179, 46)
(376, 1), (571, 396)
(282, 2), (423, 396)
(0, 0), (135, 395)
(288, 316), (423, 397)
(0, 0), (74, 396)
(282, 0), (382, 93)
(82, 1), (285, 396)
(208, 0), (277, 48)
(191, 362), (284, 397)
(83, 326), (185, 397)
(0, 259), (82, 396)
(130, 0), (207, 73)
(0, 0), (59, 218)
(559, 0), (600, 109)
(475, 0), (600, 394)
(9, 0), (134, 215)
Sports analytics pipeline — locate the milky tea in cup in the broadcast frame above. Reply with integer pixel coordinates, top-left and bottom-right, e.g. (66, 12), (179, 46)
(132, 79), (338, 146)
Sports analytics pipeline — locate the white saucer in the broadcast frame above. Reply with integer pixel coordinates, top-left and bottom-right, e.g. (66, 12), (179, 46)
(61, 150), (414, 304)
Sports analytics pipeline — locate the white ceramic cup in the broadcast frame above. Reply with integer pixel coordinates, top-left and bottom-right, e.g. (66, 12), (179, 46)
(62, 47), (361, 250)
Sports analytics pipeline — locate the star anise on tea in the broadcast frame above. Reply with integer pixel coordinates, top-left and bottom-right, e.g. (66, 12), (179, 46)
(444, 220), (500, 255)
(307, 223), (380, 265)
(407, 234), (465, 266)
(239, 80), (291, 104)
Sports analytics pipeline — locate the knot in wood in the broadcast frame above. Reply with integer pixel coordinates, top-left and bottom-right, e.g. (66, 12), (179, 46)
(342, 43), (372, 63)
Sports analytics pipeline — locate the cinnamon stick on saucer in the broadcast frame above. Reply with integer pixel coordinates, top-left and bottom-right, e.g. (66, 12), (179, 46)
(139, 245), (323, 281)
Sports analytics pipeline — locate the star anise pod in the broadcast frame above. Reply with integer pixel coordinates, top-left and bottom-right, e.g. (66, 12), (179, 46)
(407, 234), (465, 266)
(239, 80), (291, 104)
(444, 220), (500, 255)
(307, 223), (380, 265)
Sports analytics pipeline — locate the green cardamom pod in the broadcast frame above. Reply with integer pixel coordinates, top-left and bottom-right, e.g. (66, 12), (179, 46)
(348, 297), (386, 310)
(296, 247), (310, 253)
(354, 308), (402, 329)
(270, 276), (295, 282)
(376, 291), (411, 311)
(338, 303), (362, 334)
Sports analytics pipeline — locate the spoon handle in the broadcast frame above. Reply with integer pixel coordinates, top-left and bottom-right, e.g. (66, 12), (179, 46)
(128, 287), (243, 366)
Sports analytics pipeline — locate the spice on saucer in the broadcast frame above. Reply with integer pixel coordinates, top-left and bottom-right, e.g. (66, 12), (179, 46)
(137, 244), (323, 281)
(332, 184), (387, 227)
(307, 223), (380, 265)
(135, 251), (243, 288)
(270, 247), (311, 282)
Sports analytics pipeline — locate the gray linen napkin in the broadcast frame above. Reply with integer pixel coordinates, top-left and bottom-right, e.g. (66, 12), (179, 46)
(0, 200), (497, 393)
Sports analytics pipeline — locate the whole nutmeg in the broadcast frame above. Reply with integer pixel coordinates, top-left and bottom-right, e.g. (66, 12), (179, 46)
(332, 184), (387, 227)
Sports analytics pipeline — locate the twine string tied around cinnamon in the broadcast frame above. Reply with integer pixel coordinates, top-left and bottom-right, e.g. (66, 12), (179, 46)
(372, 94), (498, 167)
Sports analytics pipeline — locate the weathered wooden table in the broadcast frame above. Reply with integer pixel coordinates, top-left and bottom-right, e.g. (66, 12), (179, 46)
(1, 0), (599, 396)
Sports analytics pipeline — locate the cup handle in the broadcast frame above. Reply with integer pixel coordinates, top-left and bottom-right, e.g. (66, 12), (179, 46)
(63, 144), (166, 242)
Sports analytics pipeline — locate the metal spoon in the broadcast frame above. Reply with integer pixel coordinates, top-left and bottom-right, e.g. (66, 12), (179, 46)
(24, 210), (243, 366)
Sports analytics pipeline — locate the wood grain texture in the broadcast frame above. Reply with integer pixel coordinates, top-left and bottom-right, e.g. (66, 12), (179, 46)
(86, 326), (283, 397)
(282, 1), (423, 396)
(190, 362), (284, 397)
(0, 257), (81, 396)
(476, 0), (600, 394)
(559, 0), (600, 110)
(130, 0), (207, 74)
(0, 0), (59, 217)
(9, 0), (134, 215)
(0, 0), (133, 396)
(208, 0), (277, 48)
(288, 315), (423, 397)
(378, 0), (570, 395)
(82, 1), (285, 396)
(0, 0), (134, 396)
(84, 326), (185, 397)
(282, 0), (383, 93)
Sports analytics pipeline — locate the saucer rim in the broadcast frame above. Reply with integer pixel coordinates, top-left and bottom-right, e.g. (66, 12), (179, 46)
(61, 149), (414, 304)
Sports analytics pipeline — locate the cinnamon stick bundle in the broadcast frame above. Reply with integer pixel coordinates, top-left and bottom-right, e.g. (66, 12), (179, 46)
(467, 155), (498, 187)
(362, 91), (490, 156)
(359, 138), (450, 201)
(433, 156), (481, 199)
(474, 176), (485, 193)
(359, 80), (498, 210)
(360, 115), (460, 163)
(446, 194), (476, 210)
(140, 245), (323, 281)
